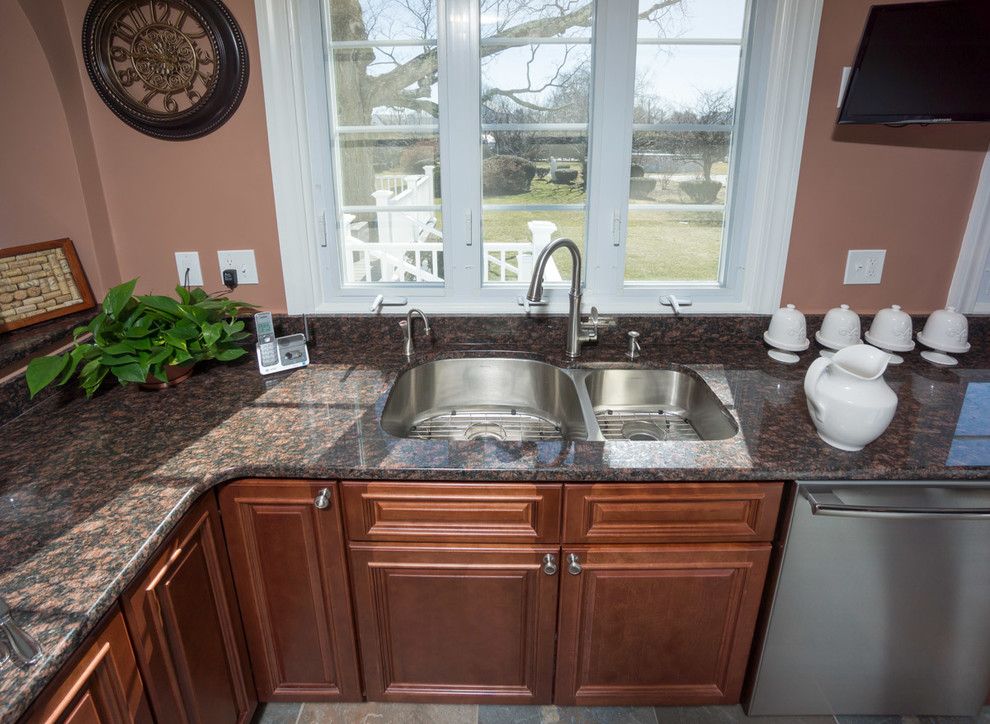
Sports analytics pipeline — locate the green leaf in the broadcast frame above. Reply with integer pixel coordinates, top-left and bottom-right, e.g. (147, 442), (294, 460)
(26, 355), (69, 398)
(111, 363), (148, 384)
(214, 347), (248, 361)
(100, 353), (141, 366)
(102, 279), (137, 318)
(58, 344), (96, 385)
(201, 322), (223, 348)
(175, 285), (192, 305)
(140, 295), (181, 316)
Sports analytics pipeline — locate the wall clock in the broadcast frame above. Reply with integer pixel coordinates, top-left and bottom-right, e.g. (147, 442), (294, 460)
(82, 0), (249, 140)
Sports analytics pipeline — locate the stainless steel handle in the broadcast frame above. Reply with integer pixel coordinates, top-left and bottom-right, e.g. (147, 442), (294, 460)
(0, 597), (42, 666)
(314, 487), (331, 510)
(567, 553), (582, 575)
(542, 554), (558, 576)
(805, 489), (990, 520)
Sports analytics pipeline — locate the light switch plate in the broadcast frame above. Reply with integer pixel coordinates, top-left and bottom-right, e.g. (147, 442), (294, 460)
(844, 249), (886, 285)
(217, 249), (259, 285)
(174, 252), (203, 287)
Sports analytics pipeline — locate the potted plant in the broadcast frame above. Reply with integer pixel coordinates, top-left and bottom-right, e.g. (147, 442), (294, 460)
(26, 279), (254, 398)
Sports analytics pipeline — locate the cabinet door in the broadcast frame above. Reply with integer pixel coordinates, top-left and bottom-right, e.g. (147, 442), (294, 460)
(555, 544), (771, 706)
(122, 494), (256, 724)
(349, 543), (560, 704)
(218, 479), (361, 702)
(25, 611), (153, 724)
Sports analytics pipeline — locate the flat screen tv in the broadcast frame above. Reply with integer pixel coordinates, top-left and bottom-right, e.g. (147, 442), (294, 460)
(837, 0), (990, 125)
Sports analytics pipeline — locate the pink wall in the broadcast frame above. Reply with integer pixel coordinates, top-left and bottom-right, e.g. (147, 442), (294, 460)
(60, 0), (286, 311)
(781, 0), (990, 314)
(0, 1), (107, 293)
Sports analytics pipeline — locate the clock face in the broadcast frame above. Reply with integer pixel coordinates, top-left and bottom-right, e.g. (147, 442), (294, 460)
(83, 0), (248, 140)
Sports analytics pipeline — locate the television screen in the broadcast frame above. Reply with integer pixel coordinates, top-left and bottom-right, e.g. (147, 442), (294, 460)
(837, 0), (990, 125)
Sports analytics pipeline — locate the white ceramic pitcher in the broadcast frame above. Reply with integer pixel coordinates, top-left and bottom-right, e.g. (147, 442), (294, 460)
(804, 344), (898, 451)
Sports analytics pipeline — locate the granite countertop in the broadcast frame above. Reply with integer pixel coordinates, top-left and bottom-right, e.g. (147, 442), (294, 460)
(1, 314), (988, 721)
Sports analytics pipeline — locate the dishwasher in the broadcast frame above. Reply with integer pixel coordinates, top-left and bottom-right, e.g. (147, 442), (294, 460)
(747, 481), (990, 717)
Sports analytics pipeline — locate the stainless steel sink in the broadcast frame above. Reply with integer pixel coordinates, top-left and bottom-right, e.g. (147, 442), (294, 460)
(381, 358), (588, 441)
(579, 368), (738, 441)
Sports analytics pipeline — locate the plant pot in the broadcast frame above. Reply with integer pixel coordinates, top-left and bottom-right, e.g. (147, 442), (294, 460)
(138, 363), (195, 391)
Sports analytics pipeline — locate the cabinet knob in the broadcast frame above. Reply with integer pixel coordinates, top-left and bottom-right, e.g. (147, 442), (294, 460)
(314, 488), (331, 509)
(542, 554), (558, 576)
(567, 553), (582, 575)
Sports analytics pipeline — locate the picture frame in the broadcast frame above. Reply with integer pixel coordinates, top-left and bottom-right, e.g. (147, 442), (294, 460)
(0, 238), (96, 333)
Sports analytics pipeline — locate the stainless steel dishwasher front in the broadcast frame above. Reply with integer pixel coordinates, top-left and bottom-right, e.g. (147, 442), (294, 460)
(747, 481), (990, 717)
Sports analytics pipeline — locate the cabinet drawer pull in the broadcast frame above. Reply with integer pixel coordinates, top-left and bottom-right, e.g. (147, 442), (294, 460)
(314, 488), (332, 510)
(542, 554), (558, 576)
(567, 553), (582, 575)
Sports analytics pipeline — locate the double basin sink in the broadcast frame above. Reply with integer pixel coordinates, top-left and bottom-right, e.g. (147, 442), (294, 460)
(381, 358), (738, 443)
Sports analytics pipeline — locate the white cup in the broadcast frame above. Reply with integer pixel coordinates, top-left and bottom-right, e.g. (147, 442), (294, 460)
(919, 306), (970, 353)
(765, 304), (808, 351)
(818, 304), (861, 350)
(866, 304), (914, 351)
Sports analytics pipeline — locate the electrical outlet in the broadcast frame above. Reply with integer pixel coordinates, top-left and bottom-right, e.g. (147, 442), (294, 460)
(844, 249), (886, 285)
(174, 252), (203, 287)
(217, 249), (259, 284)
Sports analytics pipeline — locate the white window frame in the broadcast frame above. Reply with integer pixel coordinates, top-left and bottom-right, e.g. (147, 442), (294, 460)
(256, 0), (823, 314)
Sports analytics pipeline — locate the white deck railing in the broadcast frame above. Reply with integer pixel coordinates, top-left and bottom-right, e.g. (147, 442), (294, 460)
(345, 169), (562, 284)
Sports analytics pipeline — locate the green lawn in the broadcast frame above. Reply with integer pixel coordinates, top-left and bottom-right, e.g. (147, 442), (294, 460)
(479, 177), (724, 282)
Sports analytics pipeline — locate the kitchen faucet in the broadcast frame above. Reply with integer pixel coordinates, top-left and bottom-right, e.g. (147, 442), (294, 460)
(526, 238), (613, 359)
(402, 308), (431, 359)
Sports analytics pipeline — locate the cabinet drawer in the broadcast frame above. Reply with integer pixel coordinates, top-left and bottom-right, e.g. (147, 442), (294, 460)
(341, 482), (562, 543)
(563, 483), (783, 544)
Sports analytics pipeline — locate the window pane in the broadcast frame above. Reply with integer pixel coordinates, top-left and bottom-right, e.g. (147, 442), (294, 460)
(625, 210), (723, 282)
(331, 0), (437, 42)
(481, 0), (593, 40)
(636, 0), (745, 39)
(333, 46), (439, 126)
(482, 210), (584, 284)
(630, 131), (729, 205)
(481, 131), (587, 201)
(625, 0), (744, 285)
(481, 45), (592, 123)
(327, 1), (443, 286)
(343, 210), (443, 283)
(634, 45), (741, 111)
(337, 134), (439, 206)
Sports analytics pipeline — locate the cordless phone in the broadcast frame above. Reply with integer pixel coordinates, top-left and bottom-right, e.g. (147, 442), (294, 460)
(254, 312), (310, 375)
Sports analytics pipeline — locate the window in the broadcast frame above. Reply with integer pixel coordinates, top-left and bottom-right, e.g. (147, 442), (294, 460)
(262, 0), (823, 313)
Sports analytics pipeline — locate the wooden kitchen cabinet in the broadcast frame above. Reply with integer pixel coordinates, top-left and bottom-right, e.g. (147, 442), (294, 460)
(554, 544), (771, 706)
(348, 543), (560, 704)
(24, 610), (153, 724)
(218, 479), (361, 702)
(121, 493), (256, 724)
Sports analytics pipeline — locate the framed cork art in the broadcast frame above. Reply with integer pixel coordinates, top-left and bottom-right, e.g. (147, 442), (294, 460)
(0, 239), (96, 333)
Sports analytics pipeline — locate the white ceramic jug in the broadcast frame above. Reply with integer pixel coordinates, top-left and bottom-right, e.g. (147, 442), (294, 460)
(804, 344), (898, 451)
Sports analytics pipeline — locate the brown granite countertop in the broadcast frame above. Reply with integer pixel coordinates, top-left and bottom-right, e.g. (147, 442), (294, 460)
(1, 314), (988, 721)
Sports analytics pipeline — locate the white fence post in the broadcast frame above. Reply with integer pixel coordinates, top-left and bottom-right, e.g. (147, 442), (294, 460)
(341, 213), (358, 282)
(372, 189), (400, 280)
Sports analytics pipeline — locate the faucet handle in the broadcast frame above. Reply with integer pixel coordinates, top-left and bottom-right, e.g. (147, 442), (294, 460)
(585, 307), (617, 328)
(517, 296), (549, 311)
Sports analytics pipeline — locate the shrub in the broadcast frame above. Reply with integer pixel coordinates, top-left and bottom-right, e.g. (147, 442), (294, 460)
(552, 169), (579, 185)
(629, 177), (657, 199)
(483, 155), (536, 195)
(398, 142), (437, 174)
(630, 164), (645, 178)
(680, 179), (723, 204)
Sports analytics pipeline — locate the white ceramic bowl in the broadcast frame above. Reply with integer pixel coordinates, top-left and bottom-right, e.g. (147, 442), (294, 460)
(765, 304), (809, 351)
(818, 304), (861, 350)
(865, 304), (915, 352)
(918, 306), (970, 354)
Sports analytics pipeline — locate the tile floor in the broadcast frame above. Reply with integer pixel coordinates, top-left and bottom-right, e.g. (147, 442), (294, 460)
(253, 703), (990, 724)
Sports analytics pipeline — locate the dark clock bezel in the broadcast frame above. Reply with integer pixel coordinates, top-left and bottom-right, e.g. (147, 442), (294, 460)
(82, 0), (249, 141)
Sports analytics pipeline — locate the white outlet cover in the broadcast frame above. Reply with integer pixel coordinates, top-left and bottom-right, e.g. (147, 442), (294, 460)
(217, 249), (259, 285)
(844, 249), (886, 285)
(174, 251), (203, 287)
